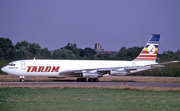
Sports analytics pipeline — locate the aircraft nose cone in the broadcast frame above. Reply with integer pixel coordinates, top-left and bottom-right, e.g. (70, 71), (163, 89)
(1, 66), (7, 73)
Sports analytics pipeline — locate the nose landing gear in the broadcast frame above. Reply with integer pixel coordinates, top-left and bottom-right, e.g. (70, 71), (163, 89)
(19, 78), (24, 82)
(19, 76), (25, 82)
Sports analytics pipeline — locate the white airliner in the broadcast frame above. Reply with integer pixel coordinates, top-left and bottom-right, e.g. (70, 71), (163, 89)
(1, 34), (178, 82)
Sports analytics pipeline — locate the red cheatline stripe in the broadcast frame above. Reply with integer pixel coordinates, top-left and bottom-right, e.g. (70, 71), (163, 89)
(138, 55), (157, 57)
(140, 51), (157, 54)
(134, 58), (156, 61)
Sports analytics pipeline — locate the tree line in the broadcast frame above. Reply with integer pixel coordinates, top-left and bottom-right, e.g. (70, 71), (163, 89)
(0, 37), (180, 77)
(0, 37), (180, 61)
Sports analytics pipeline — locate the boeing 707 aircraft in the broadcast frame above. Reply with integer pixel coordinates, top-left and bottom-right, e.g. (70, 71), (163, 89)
(1, 34), (178, 82)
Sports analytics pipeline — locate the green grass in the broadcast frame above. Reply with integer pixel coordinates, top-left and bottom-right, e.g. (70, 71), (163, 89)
(0, 88), (180, 111)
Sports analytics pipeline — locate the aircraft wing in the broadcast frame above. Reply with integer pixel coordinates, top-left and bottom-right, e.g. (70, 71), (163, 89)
(59, 66), (153, 78)
(59, 61), (179, 78)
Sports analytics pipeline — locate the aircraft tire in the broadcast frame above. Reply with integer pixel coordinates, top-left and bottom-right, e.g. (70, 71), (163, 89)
(82, 78), (87, 82)
(93, 78), (99, 82)
(88, 78), (93, 82)
(19, 78), (24, 82)
(76, 78), (81, 82)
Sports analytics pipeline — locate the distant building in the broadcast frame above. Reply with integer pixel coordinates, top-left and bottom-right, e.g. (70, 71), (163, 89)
(94, 43), (104, 54)
(95, 43), (103, 50)
(94, 43), (117, 54)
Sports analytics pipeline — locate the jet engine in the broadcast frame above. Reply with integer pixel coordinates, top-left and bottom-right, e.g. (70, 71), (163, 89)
(109, 68), (131, 76)
(81, 72), (102, 78)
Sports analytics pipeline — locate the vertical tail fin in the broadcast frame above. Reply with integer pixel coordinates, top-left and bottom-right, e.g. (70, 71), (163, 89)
(133, 34), (160, 61)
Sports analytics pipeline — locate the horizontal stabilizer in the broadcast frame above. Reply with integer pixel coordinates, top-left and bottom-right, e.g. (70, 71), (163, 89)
(156, 61), (179, 65)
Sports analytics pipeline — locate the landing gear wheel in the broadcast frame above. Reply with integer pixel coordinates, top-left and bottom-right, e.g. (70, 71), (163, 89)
(19, 78), (24, 82)
(76, 78), (81, 82)
(88, 78), (93, 82)
(76, 78), (87, 82)
(82, 78), (87, 82)
(93, 78), (99, 82)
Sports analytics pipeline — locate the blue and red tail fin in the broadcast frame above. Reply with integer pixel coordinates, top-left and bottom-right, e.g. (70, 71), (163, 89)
(133, 34), (160, 61)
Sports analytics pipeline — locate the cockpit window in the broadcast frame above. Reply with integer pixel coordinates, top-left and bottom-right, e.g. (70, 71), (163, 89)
(8, 63), (16, 66)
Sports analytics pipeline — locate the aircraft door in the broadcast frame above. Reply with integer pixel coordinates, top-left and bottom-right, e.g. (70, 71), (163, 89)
(21, 61), (26, 70)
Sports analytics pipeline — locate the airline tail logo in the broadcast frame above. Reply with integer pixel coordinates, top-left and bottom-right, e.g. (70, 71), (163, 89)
(148, 44), (155, 54)
(134, 34), (160, 61)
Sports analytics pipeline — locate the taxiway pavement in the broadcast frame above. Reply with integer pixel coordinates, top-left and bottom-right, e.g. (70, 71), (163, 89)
(0, 82), (180, 87)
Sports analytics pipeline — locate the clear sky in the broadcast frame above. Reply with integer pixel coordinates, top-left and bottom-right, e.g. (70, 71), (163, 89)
(0, 0), (179, 53)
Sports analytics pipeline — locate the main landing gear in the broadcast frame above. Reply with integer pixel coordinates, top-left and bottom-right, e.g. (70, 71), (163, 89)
(76, 78), (99, 82)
